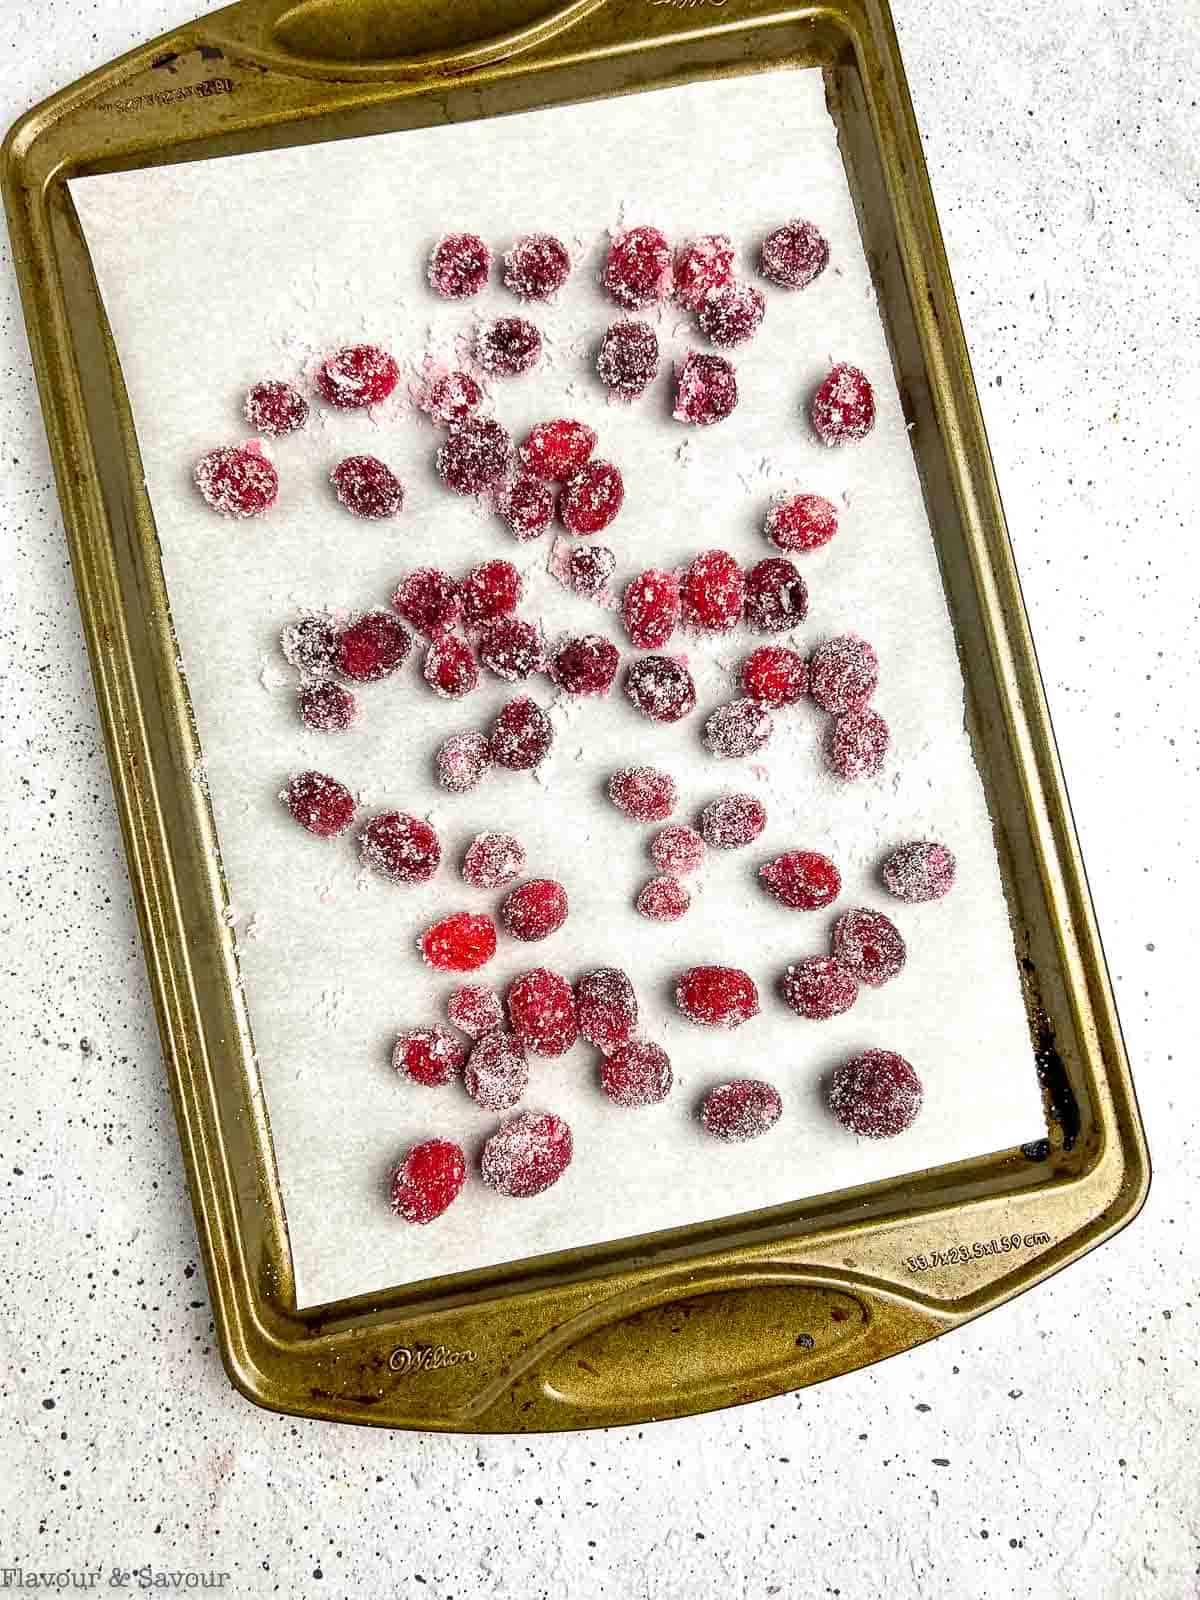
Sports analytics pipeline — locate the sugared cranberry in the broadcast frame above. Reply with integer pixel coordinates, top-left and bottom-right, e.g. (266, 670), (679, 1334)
(567, 545), (616, 598)
(501, 878), (568, 942)
(674, 352), (737, 426)
(435, 731), (491, 793)
(477, 317), (542, 377)
(704, 698), (773, 758)
(625, 657), (697, 723)
(244, 380), (308, 436)
(477, 618), (545, 681)
(489, 695), (553, 770)
(446, 984), (504, 1040)
(299, 680), (357, 732)
(390, 1139), (466, 1224)
(809, 634), (879, 714)
(316, 344), (399, 409)
(601, 1041), (672, 1108)
(392, 568), (461, 637)
(596, 320), (660, 398)
(461, 558), (522, 624)
(780, 956), (858, 1021)
(575, 968), (638, 1053)
(194, 445), (277, 518)
(507, 969), (578, 1056)
(497, 474), (556, 541)
(697, 282), (766, 347)
(811, 363), (876, 445)
(608, 766), (677, 823)
(418, 911), (497, 972)
(623, 569), (680, 649)
(759, 220), (829, 289)
(281, 613), (339, 677)
(765, 492), (839, 554)
(743, 558), (809, 633)
(330, 455), (404, 519)
(832, 907), (906, 987)
(827, 707), (889, 780)
(424, 635), (478, 698)
(828, 1050), (923, 1138)
(503, 233), (571, 300)
(436, 417), (513, 495)
(462, 831), (526, 889)
(636, 876), (690, 922)
(428, 232), (491, 299)
(700, 1080), (782, 1142)
(465, 1032), (529, 1112)
(427, 370), (483, 425)
(675, 966), (760, 1028)
(360, 811), (441, 883)
(681, 550), (745, 634)
(392, 1027), (466, 1088)
(481, 1110), (573, 1197)
(741, 645), (809, 708)
(881, 841), (957, 903)
(520, 419), (597, 481)
(559, 460), (624, 534)
(759, 849), (841, 910)
(699, 793), (767, 849)
(550, 634), (619, 696)
(336, 610), (412, 682)
(282, 771), (355, 837)
(650, 824), (705, 877)
(603, 225), (672, 309)
(673, 234), (735, 311)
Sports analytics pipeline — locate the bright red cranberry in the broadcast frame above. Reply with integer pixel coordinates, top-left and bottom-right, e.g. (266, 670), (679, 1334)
(507, 968), (578, 1056)
(427, 370), (483, 425)
(601, 1041), (673, 1108)
(704, 698), (773, 758)
(298, 680), (357, 732)
(462, 831), (526, 889)
(481, 1110), (573, 1197)
(559, 461), (624, 535)
(636, 876), (690, 922)
(503, 233), (571, 300)
(418, 911), (497, 972)
(624, 657), (697, 723)
(489, 696), (553, 770)
(461, 558), (522, 624)
(575, 968), (638, 1053)
(477, 618), (545, 681)
(697, 282), (766, 347)
(743, 558), (809, 633)
(336, 610), (412, 682)
(811, 363), (876, 445)
(759, 220), (829, 289)
(392, 568), (461, 637)
(828, 1050), (923, 1138)
(330, 455), (404, 519)
(567, 545), (616, 598)
(596, 320), (660, 397)
(675, 966), (760, 1028)
(550, 634), (619, 696)
(465, 1032), (529, 1112)
(435, 731), (491, 794)
(390, 1139), (466, 1224)
(673, 234), (735, 311)
(759, 850), (841, 910)
(881, 841), (957, 903)
(194, 445), (277, 518)
(699, 793), (767, 849)
(477, 317), (542, 377)
(809, 634), (879, 714)
(360, 811), (441, 883)
(436, 418), (513, 495)
(622, 569), (680, 649)
(428, 232), (491, 299)
(497, 474), (556, 541)
(244, 380), (308, 436)
(780, 957), (858, 1021)
(281, 613), (339, 677)
(282, 771), (355, 837)
(650, 824), (705, 877)
(681, 549), (745, 633)
(701, 1079), (782, 1142)
(501, 878), (568, 942)
(827, 707), (890, 780)
(765, 492), (839, 553)
(446, 984), (504, 1040)
(832, 907), (906, 987)
(741, 645), (809, 708)
(673, 352), (737, 426)
(607, 766), (677, 823)
(316, 344), (399, 408)
(424, 635), (478, 699)
(392, 1026), (466, 1088)
(520, 419), (597, 481)
(603, 225), (672, 309)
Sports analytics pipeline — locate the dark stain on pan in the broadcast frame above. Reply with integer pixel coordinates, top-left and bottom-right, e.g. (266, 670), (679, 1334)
(151, 51), (180, 70)
(199, 45), (225, 60)
(1020, 957), (1080, 1151)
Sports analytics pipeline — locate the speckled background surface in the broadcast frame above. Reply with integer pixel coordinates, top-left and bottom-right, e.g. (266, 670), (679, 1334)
(1, 2), (1196, 1594)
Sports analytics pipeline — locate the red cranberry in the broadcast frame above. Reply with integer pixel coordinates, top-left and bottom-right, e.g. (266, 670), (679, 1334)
(575, 968), (638, 1053)
(650, 824), (705, 877)
(881, 841), (957, 903)
(462, 831), (526, 889)
(827, 707), (889, 780)
(428, 232), (491, 299)
(330, 455), (404, 519)
(418, 911), (497, 972)
(704, 698), (773, 758)
(507, 968), (578, 1056)
(316, 344), (399, 408)
(675, 966), (760, 1028)
(765, 492), (839, 554)
(811, 363), (876, 445)
(489, 695), (553, 770)
(601, 1041), (672, 1108)
(809, 634), (879, 714)
(481, 1111), (573, 1197)
(392, 568), (461, 637)
(435, 731), (492, 794)
(244, 380), (308, 436)
(298, 680), (357, 732)
(359, 811), (441, 883)
(743, 558), (809, 633)
(673, 234), (735, 311)
(559, 461), (624, 535)
(392, 1027), (466, 1088)
(390, 1139), (466, 1224)
(550, 634), (619, 696)
(194, 445), (277, 518)
(759, 220), (829, 289)
(477, 618), (546, 681)
(674, 352), (737, 426)
(465, 1032), (529, 1112)
(697, 282), (765, 347)
(281, 613), (339, 677)
(759, 849), (841, 910)
(828, 1050), (923, 1138)
(596, 320), (660, 398)
(461, 558), (522, 624)
(701, 1079), (782, 1141)
(476, 317), (541, 377)
(446, 984), (504, 1040)
(520, 419), (597, 481)
(624, 657), (697, 723)
(501, 878), (568, 942)
(699, 793), (767, 849)
(427, 370), (483, 425)
(608, 766), (677, 823)
(603, 225), (672, 309)
(423, 635), (479, 699)
(780, 957), (858, 1021)
(623, 569), (680, 649)
(436, 418), (513, 496)
(832, 907), (906, 987)
(680, 549), (745, 634)
(282, 771), (355, 837)
(503, 233), (571, 300)
(336, 610), (412, 682)
(497, 474), (556, 542)
(567, 545), (616, 598)
(741, 645), (809, 708)
(636, 876), (690, 922)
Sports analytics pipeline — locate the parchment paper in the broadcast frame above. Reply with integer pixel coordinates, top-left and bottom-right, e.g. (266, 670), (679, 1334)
(70, 71), (1046, 1308)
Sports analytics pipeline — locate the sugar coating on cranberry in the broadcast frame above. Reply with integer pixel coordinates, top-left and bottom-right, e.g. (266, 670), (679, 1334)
(697, 282), (766, 348)
(393, 568), (461, 638)
(625, 657), (697, 724)
(497, 474), (556, 542)
(461, 558), (522, 624)
(623, 569), (680, 650)
(596, 320), (660, 398)
(299, 679), (357, 732)
(608, 766), (677, 823)
(419, 911), (497, 972)
(427, 370), (483, 425)
(759, 849), (841, 910)
(603, 225), (672, 309)
(674, 352), (738, 426)
(316, 344), (399, 409)
(601, 1041), (673, 1108)
(481, 1110), (573, 1197)
(244, 380), (308, 436)
(424, 635), (479, 699)
(828, 707), (890, 780)
(281, 613), (339, 677)
(477, 618), (546, 681)
(336, 610), (412, 682)
(828, 1050), (923, 1138)
(811, 363), (876, 446)
(700, 1079), (782, 1142)
(673, 234), (736, 311)
(435, 731), (492, 794)
(881, 841), (957, 903)
(501, 878), (568, 942)
(675, 965), (760, 1029)
(704, 698), (773, 759)
(809, 634), (879, 714)
(446, 984), (504, 1040)
(503, 232), (571, 301)
(390, 1139), (466, 1224)
(360, 811), (442, 883)
(567, 544), (616, 598)
(741, 645), (809, 709)
(550, 634), (619, 696)
(428, 232), (491, 299)
(282, 771), (355, 837)
(330, 455), (404, 519)
(743, 558), (809, 634)
(520, 419), (597, 481)
(507, 968), (578, 1056)
(489, 695), (553, 770)
(681, 549), (745, 634)
(436, 418), (513, 496)
(194, 445), (278, 518)
(699, 793), (767, 849)
(650, 824), (705, 877)
(759, 220), (829, 290)
(765, 492), (839, 554)
(392, 1026), (466, 1088)
(780, 956), (858, 1021)
(477, 317), (542, 377)
(575, 968), (638, 1053)
(636, 876), (690, 922)
(462, 830), (526, 890)
(465, 1032), (529, 1113)
(832, 907), (906, 987)
(559, 461), (624, 535)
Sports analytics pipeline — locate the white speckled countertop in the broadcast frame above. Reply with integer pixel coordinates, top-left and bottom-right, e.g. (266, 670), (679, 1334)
(1, 2), (1196, 1595)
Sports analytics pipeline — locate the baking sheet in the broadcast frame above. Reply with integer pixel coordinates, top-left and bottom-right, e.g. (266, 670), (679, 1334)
(70, 70), (1046, 1309)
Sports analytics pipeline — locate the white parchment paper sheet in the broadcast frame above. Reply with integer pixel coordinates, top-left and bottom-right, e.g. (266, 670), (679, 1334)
(71, 71), (1045, 1308)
